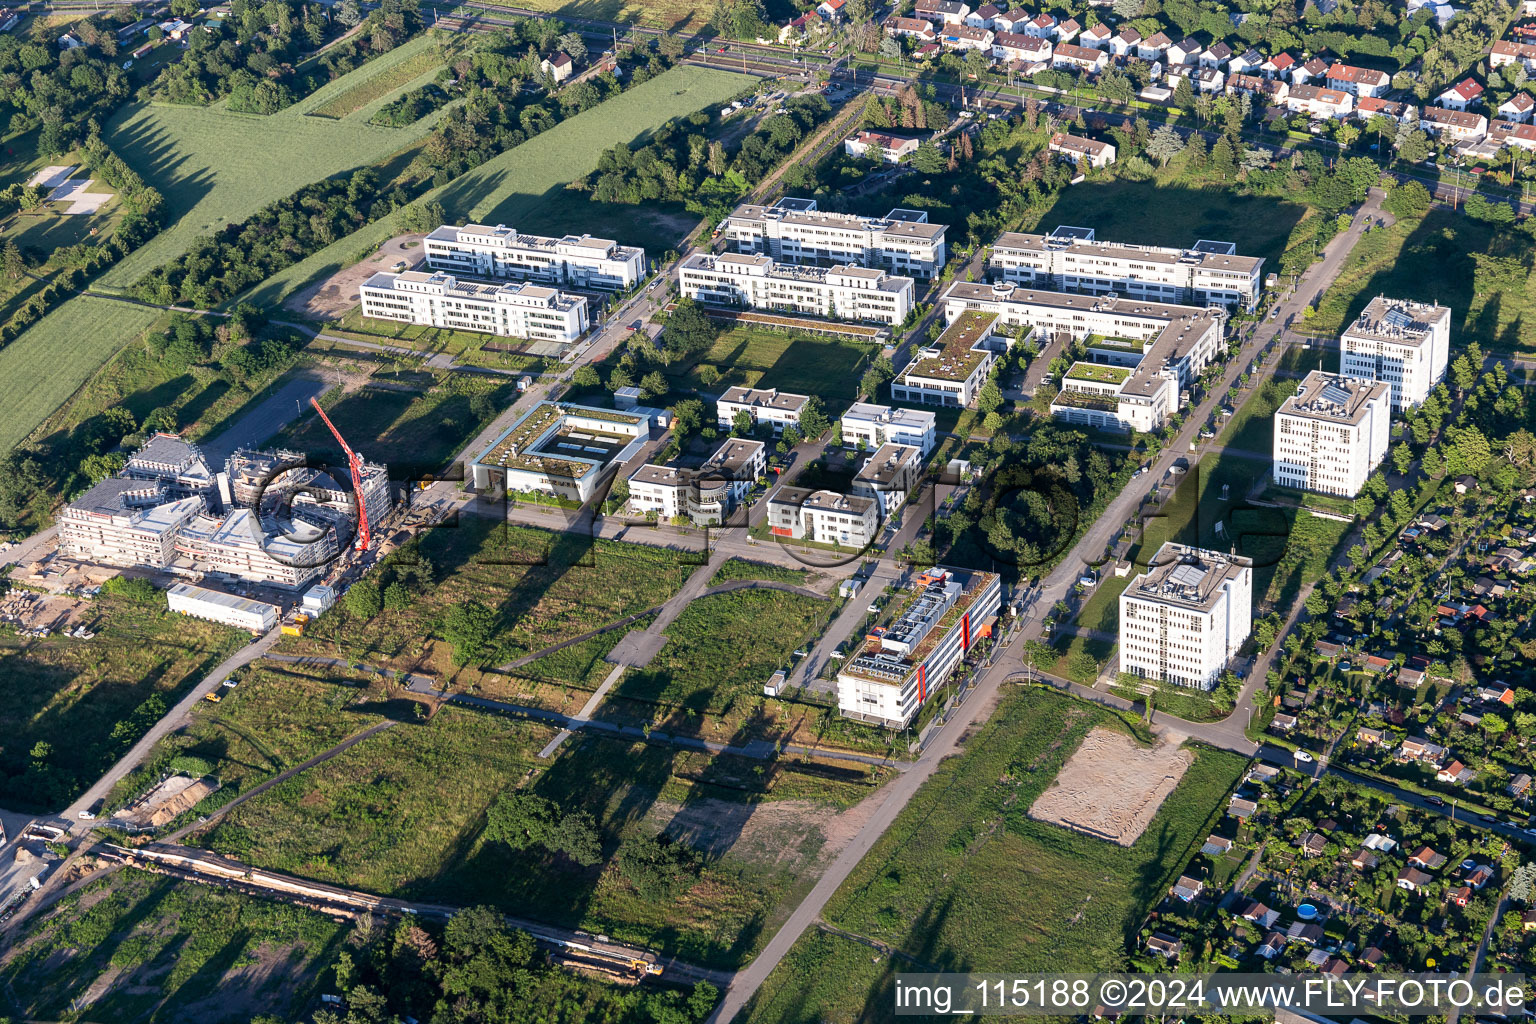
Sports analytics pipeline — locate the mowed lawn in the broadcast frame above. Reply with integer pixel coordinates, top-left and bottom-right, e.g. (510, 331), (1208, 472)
(667, 325), (878, 405)
(1022, 179), (1310, 267)
(240, 64), (750, 309)
(98, 49), (452, 290)
(0, 297), (161, 453)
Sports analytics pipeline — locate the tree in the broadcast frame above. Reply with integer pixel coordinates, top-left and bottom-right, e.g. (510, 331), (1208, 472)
(879, 35), (900, 60)
(2, 240), (22, 280)
(442, 600), (496, 666)
(1209, 136), (1237, 178)
(1398, 127), (1431, 164)
(1183, 132), (1207, 169)
(640, 370), (668, 398)
(1173, 75), (1196, 111)
(557, 31), (587, 63)
(573, 365), (600, 389)
(798, 396), (830, 440)
(344, 579), (381, 619)
(383, 581), (411, 612)
(1391, 441), (1414, 476)
(336, 0), (363, 26)
(1444, 425), (1492, 477)
(1146, 125), (1184, 165)
(1451, 353), (1476, 393)
(732, 409), (753, 436)
(977, 379), (1003, 415)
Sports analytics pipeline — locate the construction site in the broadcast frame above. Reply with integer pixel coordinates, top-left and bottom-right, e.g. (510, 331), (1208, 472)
(1027, 728), (1195, 846)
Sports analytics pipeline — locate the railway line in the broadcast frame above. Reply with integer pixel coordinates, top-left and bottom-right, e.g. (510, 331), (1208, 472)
(94, 842), (732, 987)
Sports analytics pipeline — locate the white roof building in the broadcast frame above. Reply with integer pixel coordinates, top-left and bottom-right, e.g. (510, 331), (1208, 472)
(1273, 372), (1393, 497)
(722, 196), (948, 279)
(840, 402), (938, 455)
(360, 271), (589, 343)
(677, 252), (915, 325)
(1120, 544), (1253, 690)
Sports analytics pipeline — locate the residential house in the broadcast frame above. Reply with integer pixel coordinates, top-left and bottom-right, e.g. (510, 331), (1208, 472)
(1183, 65), (1225, 92)
(1398, 664), (1426, 688)
(1237, 900), (1281, 928)
(1498, 92), (1534, 122)
(1288, 921), (1324, 944)
(1201, 835), (1233, 855)
(1286, 83), (1355, 119)
(1489, 118), (1536, 149)
(1356, 96), (1417, 123)
(1478, 684), (1516, 706)
(1109, 25), (1140, 56)
(884, 15), (939, 41)
(1146, 933), (1182, 958)
(1491, 38), (1536, 73)
(1227, 73), (1289, 103)
(1399, 736), (1448, 765)
(1271, 712), (1298, 732)
(1228, 796), (1258, 818)
(1356, 727), (1386, 747)
(1170, 875), (1204, 901)
(1048, 131), (1115, 167)
(1258, 932), (1287, 958)
(1467, 864), (1494, 889)
(1438, 78), (1485, 110)
(1398, 866), (1433, 891)
(1137, 30), (1171, 60)
(989, 8), (1024, 32)
(1436, 760), (1475, 785)
(1200, 41), (1232, 67)
(1166, 37), (1201, 65)
(541, 52), (573, 83)
(965, 3), (1000, 28)
(915, 0), (971, 23)
(1409, 846), (1448, 870)
(1351, 848), (1380, 871)
(1023, 12), (1056, 37)
(1080, 21), (1112, 48)
(816, 0), (846, 20)
(1291, 57), (1329, 85)
(1363, 832), (1398, 851)
(1228, 47), (1263, 74)
(1262, 52), (1296, 79)
(941, 23), (994, 50)
(1326, 62), (1391, 97)
(1446, 885), (1472, 907)
(1299, 832), (1329, 857)
(845, 131), (923, 162)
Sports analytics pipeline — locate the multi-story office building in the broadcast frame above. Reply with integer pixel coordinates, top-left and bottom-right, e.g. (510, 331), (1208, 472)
(677, 252), (914, 325)
(837, 566), (1001, 728)
(716, 386), (809, 434)
(627, 438), (766, 525)
(852, 443), (923, 513)
(989, 226), (1265, 311)
(470, 401), (659, 502)
(722, 196), (948, 278)
(839, 402), (937, 455)
(1119, 543), (1253, 690)
(765, 487), (880, 549)
(1273, 372), (1392, 497)
(423, 223), (645, 290)
(941, 281), (1224, 432)
(58, 479), (205, 569)
(1339, 297), (1452, 410)
(359, 271), (589, 343)
(891, 310), (1012, 408)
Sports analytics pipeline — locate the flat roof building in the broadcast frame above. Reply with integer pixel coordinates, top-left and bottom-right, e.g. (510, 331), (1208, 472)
(717, 386), (809, 434)
(840, 402), (937, 455)
(470, 401), (658, 502)
(722, 196), (948, 278)
(176, 508), (332, 589)
(942, 281), (1224, 432)
(627, 438), (766, 525)
(360, 271), (589, 343)
(167, 583), (280, 633)
(678, 252), (914, 325)
(990, 225), (1264, 311)
(766, 486), (880, 550)
(424, 223), (645, 290)
(1339, 296), (1452, 410)
(58, 479), (205, 569)
(837, 566), (1001, 728)
(1120, 543), (1252, 690)
(892, 310), (1012, 408)
(1273, 371), (1392, 497)
(852, 443), (923, 513)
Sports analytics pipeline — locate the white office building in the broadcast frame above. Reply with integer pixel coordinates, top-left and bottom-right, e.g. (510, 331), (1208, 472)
(470, 401), (659, 502)
(717, 386), (809, 434)
(852, 443), (923, 513)
(1339, 297), (1452, 411)
(723, 196), (948, 278)
(627, 438), (766, 525)
(1273, 372), (1392, 497)
(678, 252), (915, 325)
(941, 281), (1224, 432)
(891, 309), (1013, 408)
(766, 487), (880, 549)
(424, 223), (645, 290)
(989, 226), (1265, 311)
(1119, 544), (1253, 690)
(167, 583), (280, 633)
(839, 402), (937, 455)
(359, 271), (589, 343)
(837, 566), (1001, 728)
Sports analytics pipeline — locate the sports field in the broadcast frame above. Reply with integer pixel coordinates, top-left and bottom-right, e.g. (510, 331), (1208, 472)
(98, 43), (455, 289)
(0, 297), (161, 454)
(240, 64), (749, 309)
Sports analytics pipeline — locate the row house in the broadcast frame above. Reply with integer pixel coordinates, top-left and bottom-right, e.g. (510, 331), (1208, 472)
(1325, 62), (1391, 98)
(883, 15), (937, 42)
(1168, 64), (1224, 93)
(1227, 73), (1289, 104)
(1488, 118), (1536, 150)
(941, 23), (993, 50)
(1293, 56), (1329, 85)
(1286, 83), (1355, 119)
(1052, 42), (1107, 73)
(1356, 96), (1417, 124)
(914, 0), (970, 24)
(994, 30), (1051, 63)
(963, 3), (1001, 28)
(1438, 77), (1484, 111)
(1491, 38), (1536, 73)
(1499, 92), (1535, 122)
(1420, 105), (1488, 142)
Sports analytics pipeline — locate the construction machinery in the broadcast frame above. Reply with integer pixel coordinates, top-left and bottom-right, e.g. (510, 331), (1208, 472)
(308, 397), (372, 552)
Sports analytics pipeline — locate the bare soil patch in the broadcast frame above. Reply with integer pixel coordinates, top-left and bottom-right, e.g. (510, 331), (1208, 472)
(1027, 728), (1193, 846)
(112, 774), (217, 829)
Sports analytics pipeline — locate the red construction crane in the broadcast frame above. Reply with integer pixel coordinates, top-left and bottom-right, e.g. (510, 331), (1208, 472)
(309, 397), (372, 553)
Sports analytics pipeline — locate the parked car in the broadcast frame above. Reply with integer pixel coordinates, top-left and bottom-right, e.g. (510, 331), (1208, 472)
(1426, 794), (1446, 807)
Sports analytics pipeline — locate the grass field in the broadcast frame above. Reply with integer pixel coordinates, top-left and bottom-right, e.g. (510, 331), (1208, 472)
(666, 325), (877, 406)
(708, 559), (811, 586)
(0, 595), (243, 811)
(0, 869), (345, 1024)
(98, 57), (451, 290)
(1021, 179), (1311, 268)
(825, 691), (1242, 970)
(1216, 377), (1298, 453)
(615, 589), (830, 715)
(0, 297), (163, 455)
(279, 520), (691, 679)
(102, 660), (392, 816)
(306, 35), (446, 120)
(238, 64), (750, 311)
(468, 0), (720, 30)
